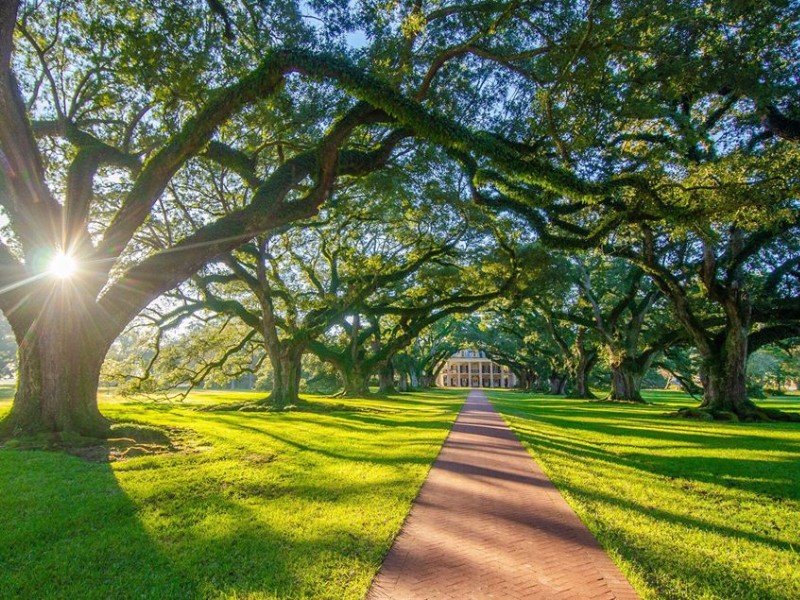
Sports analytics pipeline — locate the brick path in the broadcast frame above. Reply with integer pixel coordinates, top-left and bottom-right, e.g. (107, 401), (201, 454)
(366, 390), (640, 600)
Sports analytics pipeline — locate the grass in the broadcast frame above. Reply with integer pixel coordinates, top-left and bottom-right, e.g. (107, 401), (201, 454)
(0, 388), (463, 599)
(487, 388), (800, 600)
(3, 385), (800, 599)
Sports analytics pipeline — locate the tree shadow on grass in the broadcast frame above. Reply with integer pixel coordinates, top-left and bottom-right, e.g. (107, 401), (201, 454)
(510, 412), (800, 499)
(124, 472), (400, 599)
(530, 410), (797, 446)
(490, 392), (800, 490)
(533, 432), (796, 545)
(0, 429), (442, 599)
(189, 392), (463, 468)
(112, 413), (450, 599)
(0, 450), (198, 600)
(196, 411), (449, 467)
(596, 516), (797, 599)
(326, 409), (460, 432)
(556, 477), (800, 600)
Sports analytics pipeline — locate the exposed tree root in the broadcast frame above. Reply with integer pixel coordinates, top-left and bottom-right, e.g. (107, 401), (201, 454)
(331, 389), (374, 399)
(196, 396), (371, 414)
(590, 396), (648, 405)
(196, 395), (293, 412)
(751, 407), (800, 422)
(666, 407), (800, 422)
(0, 412), (112, 442)
(0, 422), (208, 462)
(567, 390), (597, 400)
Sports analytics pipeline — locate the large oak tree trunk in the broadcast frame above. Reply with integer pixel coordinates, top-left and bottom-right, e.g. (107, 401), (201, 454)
(398, 371), (409, 392)
(609, 366), (643, 402)
(607, 349), (656, 403)
(411, 370), (421, 388)
(699, 323), (756, 418)
(549, 372), (568, 395)
(338, 364), (371, 397)
(608, 360), (645, 402)
(515, 369), (536, 392)
(378, 361), (395, 394)
(2, 291), (113, 438)
(571, 352), (597, 399)
(421, 369), (436, 388)
(268, 346), (303, 408)
(572, 362), (596, 399)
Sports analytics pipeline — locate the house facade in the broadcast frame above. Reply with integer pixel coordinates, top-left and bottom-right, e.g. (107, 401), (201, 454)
(437, 349), (517, 389)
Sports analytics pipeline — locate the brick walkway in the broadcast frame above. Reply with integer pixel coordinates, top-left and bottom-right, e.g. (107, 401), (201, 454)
(366, 390), (640, 600)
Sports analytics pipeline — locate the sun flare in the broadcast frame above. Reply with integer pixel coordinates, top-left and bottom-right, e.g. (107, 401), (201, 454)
(48, 252), (78, 279)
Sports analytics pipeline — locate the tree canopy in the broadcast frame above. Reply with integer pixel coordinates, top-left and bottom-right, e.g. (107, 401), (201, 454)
(1, 0), (799, 436)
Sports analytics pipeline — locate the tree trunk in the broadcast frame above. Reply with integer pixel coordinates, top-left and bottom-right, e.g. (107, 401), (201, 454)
(568, 329), (597, 398)
(398, 371), (409, 392)
(608, 359), (646, 402)
(651, 236), (797, 421)
(528, 370), (539, 391)
(572, 362), (596, 399)
(516, 370), (531, 391)
(410, 370), (420, 388)
(688, 289), (787, 420)
(609, 367), (642, 401)
(606, 347), (657, 403)
(549, 373), (567, 395)
(338, 364), (371, 397)
(268, 346), (303, 408)
(378, 361), (395, 394)
(699, 325), (755, 418)
(699, 364), (709, 395)
(420, 371), (434, 388)
(2, 298), (112, 438)
(570, 352), (597, 399)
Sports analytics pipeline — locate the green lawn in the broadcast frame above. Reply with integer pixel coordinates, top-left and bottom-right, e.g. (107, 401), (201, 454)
(0, 389), (463, 599)
(488, 389), (800, 600)
(3, 387), (800, 599)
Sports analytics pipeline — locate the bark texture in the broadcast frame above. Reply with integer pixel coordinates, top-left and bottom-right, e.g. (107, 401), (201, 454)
(548, 373), (568, 395)
(267, 347), (303, 408)
(378, 361), (396, 394)
(571, 360), (596, 399)
(607, 357), (649, 402)
(338, 364), (371, 397)
(3, 286), (114, 437)
(698, 310), (755, 417)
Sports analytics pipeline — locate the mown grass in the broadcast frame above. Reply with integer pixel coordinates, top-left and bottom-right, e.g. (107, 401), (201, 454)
(488, 389), (800, 600)
(0, 388), (463, 599)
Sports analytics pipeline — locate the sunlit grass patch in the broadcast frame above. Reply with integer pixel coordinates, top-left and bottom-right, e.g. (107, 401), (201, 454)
(0, 389), (462, 599)
(488, 389), (800, 600)
(0, 382), (15, 408)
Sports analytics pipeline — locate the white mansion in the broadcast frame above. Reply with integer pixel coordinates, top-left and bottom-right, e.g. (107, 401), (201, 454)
(437, 349), (517, 389)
